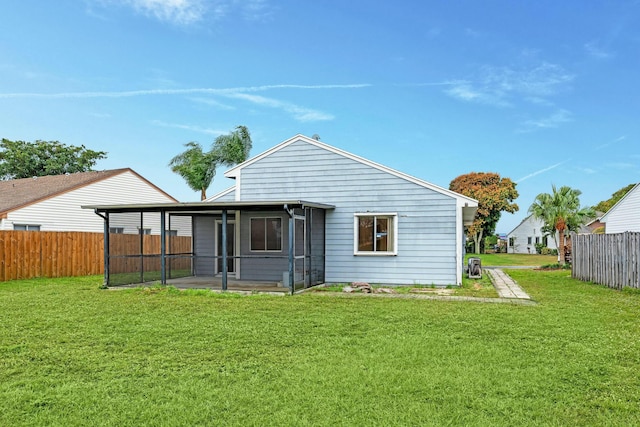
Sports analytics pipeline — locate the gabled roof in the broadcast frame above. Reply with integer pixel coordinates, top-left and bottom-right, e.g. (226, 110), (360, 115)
(507, 214), (537, 236)
(0, 168), (177, 216)
(599, 183), (640, 223)
(224, 134), (478, 207)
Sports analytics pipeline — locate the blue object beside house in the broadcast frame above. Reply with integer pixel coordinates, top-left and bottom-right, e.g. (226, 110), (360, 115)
(85, 135), (478, 290)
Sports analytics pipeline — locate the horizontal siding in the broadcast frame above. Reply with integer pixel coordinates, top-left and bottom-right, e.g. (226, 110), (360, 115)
(193, 216), (215, 276)
(238, 140), (460, 285)
(209, 188), (236, 202)
(604, 185), (640, 233)
(4, 171), (176, 233)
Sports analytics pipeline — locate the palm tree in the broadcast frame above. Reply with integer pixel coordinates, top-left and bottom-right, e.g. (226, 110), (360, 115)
(212, 125), (252, 167)
(169, 126), (253, 201)
(169, 142), (217, 201)
(529, 185), (595, 263)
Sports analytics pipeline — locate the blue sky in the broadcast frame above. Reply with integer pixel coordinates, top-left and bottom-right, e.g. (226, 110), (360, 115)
(1, 1), (639, 233)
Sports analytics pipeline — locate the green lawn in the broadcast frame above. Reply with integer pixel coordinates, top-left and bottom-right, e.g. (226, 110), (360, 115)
(1, 273), (639, 426)
(466, 252), (558, 266)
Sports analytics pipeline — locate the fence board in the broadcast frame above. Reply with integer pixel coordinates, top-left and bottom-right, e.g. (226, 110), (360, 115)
(0, 231), (192, 282)
(572, 232), (640, 289)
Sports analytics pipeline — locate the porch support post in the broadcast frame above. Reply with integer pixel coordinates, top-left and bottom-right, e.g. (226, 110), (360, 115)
(285, 205), (294, 295)
(160, 210), (166, 285)
(222, 209), (228, 291)
(139, 211), (144, 284)
(306, 208), (312, 287)
(103, 211), (110, 287)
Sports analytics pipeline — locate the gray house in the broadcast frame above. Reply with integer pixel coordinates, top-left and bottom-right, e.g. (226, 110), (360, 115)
(86, 135), (477, 290)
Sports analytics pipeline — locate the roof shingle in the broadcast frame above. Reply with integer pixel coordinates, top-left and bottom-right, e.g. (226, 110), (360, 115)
(0, 169), (130, 214)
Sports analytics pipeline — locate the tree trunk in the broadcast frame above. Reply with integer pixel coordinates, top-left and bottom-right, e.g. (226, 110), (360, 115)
(474, 230), (484, 254)
(200, 187), (207, 201)
(556, 218), (566, 264)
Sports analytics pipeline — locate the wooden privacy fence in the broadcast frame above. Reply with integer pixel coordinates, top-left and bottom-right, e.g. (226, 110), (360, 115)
(0, 231), (192, 282)
(572, 232), (640, 290)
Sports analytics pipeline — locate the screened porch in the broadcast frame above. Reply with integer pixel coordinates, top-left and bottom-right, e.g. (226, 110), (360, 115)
(84, 201), (333, 295)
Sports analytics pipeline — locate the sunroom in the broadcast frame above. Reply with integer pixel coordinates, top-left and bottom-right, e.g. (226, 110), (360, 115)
(83, 200), (333, 294)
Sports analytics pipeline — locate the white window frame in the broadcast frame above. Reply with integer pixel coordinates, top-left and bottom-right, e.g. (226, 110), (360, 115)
(353, 213), (398, 256)
(109, 227), (124, 234)
(250, 217), (283, 252)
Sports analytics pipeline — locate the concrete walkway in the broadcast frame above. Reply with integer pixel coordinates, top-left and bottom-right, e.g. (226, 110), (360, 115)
(485, 268), (532, 300)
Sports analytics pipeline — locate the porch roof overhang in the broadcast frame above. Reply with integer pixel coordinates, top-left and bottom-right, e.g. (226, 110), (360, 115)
(82, 200), (335, 215)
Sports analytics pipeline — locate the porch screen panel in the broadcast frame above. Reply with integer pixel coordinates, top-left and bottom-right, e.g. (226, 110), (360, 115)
(107, 212), (144, 286)
(309, 208), (326, 286)
(166, 214), (193, 280)
(294, 217), (305, 288)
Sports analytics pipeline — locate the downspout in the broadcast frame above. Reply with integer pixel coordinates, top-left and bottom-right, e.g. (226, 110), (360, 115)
(93, 209), (109, 288)
(284, 204), (294, 295)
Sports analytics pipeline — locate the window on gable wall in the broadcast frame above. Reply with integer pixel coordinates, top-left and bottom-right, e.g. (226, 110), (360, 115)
(354, 213), (397, 255)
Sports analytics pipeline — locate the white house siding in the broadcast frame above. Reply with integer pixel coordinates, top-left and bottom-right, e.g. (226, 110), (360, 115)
(507, 216), (557, 254)
(601, 184), (640, 233)
(2, 171), (176, 233)
(234, 140), (460, 285)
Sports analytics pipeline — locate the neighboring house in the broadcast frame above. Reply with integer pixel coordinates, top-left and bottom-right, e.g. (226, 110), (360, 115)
(599, 183), (640, 233)
(88, 134), (478, 287)
(0, 168), (181, 234)
(507, 215), (558, 254)
(580, 214), (605, 234)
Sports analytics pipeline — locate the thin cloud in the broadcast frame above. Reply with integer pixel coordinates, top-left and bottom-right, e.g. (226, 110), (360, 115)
(228, 93), (334, 122)
(0, 83), (370, 99)
(122, 0), (208, 25)
(94, 0), (274, 26)
(151, 119), (226, 136)
(516, 161), (567, 183)
(0, 83), (365, 122)
(445, 80), (510, 107)
(606, 162), (636, 170)
(188, 97), (236, 110)
(241, 0), (273, 22)
(584, 41), (613, 60)
(445, 62), (574, 106)
(517, 109), (572, 133)
(595, 135), (626, 150)
(576, 167), (598, 175)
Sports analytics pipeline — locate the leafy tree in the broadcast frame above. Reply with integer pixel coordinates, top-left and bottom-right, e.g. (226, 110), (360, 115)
(449, 172), (519, 254)
(594, 183), (636, 213)
(0, 139), (107, 180)
(169, 126), (253, 201)
(529, 185), (595, 263)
